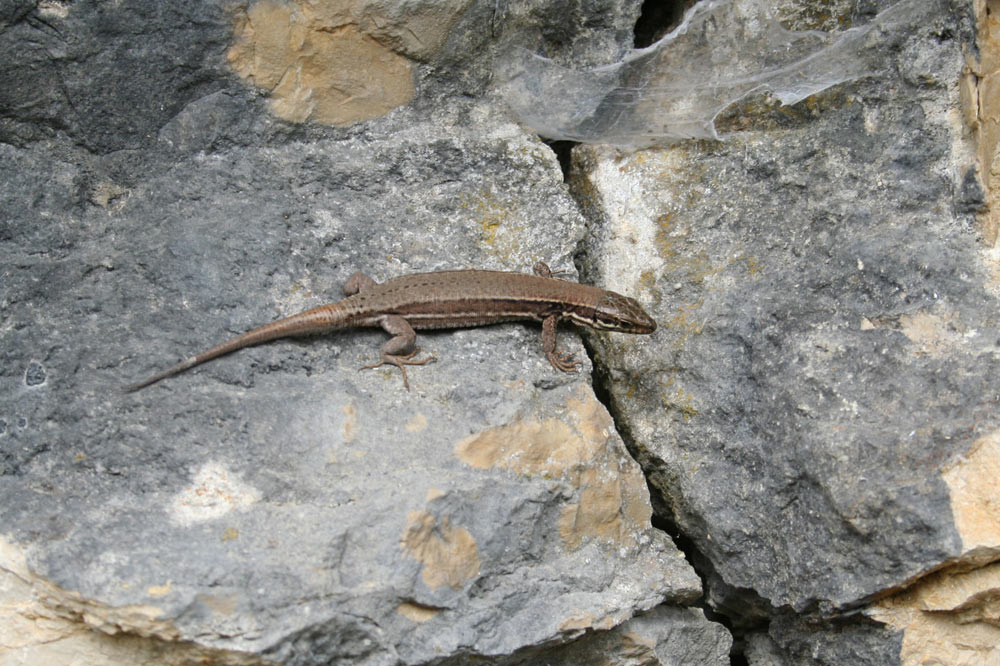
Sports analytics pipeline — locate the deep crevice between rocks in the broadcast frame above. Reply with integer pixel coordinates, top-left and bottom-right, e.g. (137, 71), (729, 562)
(550, 7), (764, 663)
(634, 0), (699, 48)
(582, 343), (758, 666)
(543, 139), (575, 182)
(647, 517), (757, 666)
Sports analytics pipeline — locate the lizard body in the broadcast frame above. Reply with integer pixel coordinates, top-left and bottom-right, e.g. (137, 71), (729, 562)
(125, 263), (656, 391)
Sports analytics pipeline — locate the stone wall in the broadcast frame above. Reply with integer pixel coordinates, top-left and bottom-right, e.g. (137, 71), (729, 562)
(2, 1), (996, 664)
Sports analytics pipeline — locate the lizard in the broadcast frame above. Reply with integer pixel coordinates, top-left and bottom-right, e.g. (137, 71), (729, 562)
(124, 262), (656, 392)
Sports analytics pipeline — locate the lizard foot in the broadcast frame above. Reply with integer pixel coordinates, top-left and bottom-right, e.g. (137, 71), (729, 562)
(360, 348), (436, 390)
(547, 351), (579, 373)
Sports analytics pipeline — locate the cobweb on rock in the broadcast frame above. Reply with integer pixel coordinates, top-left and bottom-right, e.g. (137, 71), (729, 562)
(495, 0), (937, 148)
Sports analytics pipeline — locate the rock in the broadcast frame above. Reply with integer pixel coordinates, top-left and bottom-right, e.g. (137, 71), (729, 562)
(0, 115), (702, 665)
(572, 0), (1000, 662)
(744, 613), (902, 666)
(15, 0), (995, 662)
(0, 0), (727, 664)
(508, 606), (732, 666)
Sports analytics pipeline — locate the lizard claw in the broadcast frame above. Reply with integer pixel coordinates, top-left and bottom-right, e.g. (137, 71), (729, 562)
(360, 347), (435, 390)
(547, 351), (579, 373)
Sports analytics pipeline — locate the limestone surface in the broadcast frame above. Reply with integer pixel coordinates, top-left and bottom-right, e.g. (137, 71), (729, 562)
(0, 0), (717, 664)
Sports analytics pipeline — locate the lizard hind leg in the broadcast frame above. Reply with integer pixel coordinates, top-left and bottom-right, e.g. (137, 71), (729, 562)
(359, 314), (435, 390)
(343, 271), (378, 296)
(360, 348), (435, 391)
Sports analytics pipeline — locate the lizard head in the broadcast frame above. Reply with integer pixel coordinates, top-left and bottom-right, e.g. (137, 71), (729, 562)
(587, 291), (657, 334)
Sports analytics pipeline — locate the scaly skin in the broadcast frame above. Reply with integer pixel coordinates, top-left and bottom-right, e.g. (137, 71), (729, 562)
(124, 264), (656, 392)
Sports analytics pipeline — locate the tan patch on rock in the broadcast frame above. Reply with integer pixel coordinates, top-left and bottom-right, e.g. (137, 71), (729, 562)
(146, 582), (171, 597)
(396, 601), (441, 623)
(197, 592), (240, 617)
(560, 466), (631, 550)
(866, 430), (1000, 664)
(621, 629), (657, 649)
(302, 0), (471, 61)
(455, 390), (653, 550)
(0, 536), (273, 665)
(871, 562), (1000, 665)
(454, 390), (609, 476)
(343, 403), (358, 442)
(454, 417), (595, 476)
(556, 611), (618, 634)
(400, 511), (479, 590)
(943, 430), (1000, 557)
(594, 615), (618, 630)
(897, 312), (968, 357)
(618, 635), (658, 664)
(406, 413), (428, 432)
(968, 0), (1000, 244)
(228, 1), (414, 126)
(862, 311), (975, 358)
(558, 612), (595, 631)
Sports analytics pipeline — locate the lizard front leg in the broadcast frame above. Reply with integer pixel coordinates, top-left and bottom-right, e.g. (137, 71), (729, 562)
(536, 263), (578, 371)
(533, 261), (571, 280)
(541, 314), (579, 372)
(360, 314), (435, 390)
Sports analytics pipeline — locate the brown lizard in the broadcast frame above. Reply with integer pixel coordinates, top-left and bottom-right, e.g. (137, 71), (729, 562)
(124, 263), (656, 391)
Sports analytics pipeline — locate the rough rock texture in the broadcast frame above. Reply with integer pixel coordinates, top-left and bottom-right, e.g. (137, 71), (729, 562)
(6, 0), (998, 663)
(504, 606), (732, 666)
(0, 0), (728, 665)
(574, 0), (1000, 663)
(742, 613), (903, 666)
(967, 0), (1000, 243)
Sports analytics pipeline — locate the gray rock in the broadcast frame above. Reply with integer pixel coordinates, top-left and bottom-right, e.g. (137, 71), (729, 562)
(0, 1), (232, 151)
(505, 606), (732, 666)
(744, 613), (903, 666)
(12, 0), (988, 662)
(572, 0), (992, 659)
(0, 1), (724, 665)
(1, 112), (702, 665)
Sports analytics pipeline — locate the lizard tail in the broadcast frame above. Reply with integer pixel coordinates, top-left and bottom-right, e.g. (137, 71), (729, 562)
(123, 303), (348, 392)
(122, 355), (204, 393)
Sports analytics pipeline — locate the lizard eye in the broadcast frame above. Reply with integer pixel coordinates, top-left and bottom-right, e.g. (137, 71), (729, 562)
(595, 293), (657, 333)
(594, 311), (623, 329)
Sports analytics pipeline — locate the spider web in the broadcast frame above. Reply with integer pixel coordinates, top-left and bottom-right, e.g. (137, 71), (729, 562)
(495, 0), (938, 147)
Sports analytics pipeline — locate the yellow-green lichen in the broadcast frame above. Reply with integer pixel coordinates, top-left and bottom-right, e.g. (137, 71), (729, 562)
(456, 189), (526, 263)
(659, 373), (700, 422)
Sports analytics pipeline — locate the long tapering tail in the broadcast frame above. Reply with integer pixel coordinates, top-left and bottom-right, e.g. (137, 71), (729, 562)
(123, 303), (349, 392)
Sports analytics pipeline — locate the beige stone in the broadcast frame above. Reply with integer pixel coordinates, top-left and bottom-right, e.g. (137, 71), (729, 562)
(299, 0), (472, 61)
(400, 511), (480, 590)
(969, 0), (1000, 244)
(227, 1), (416, 126)
(871, 563), (1000, 665)
(868, 430), (1000, 665)
(455, 390), (653, 551)
(396, 601), (441, 623)
(0, 537), (270, 665)
(943, 430), (1000, 558)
